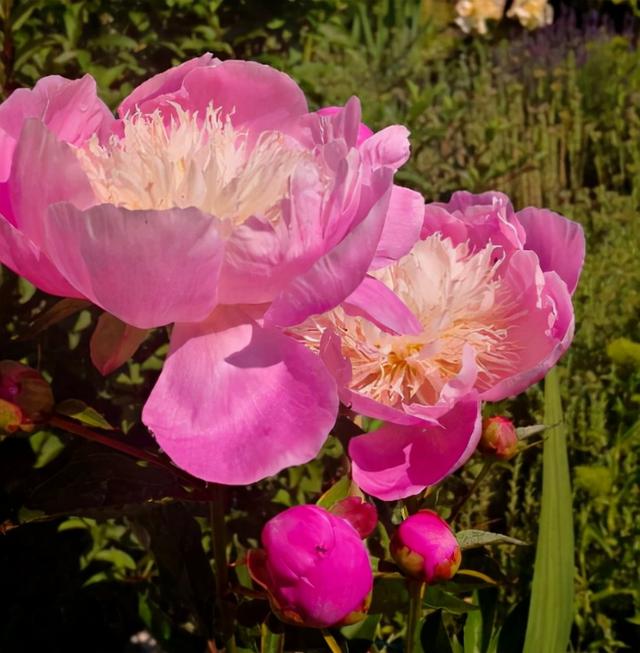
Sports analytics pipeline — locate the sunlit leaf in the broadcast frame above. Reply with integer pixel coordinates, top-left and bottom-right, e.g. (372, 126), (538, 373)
(523, 367), (574, 653)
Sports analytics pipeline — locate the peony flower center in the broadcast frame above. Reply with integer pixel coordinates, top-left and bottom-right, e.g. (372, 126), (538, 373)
(294, 235), (523, 407)
(74, 105), (307, 225)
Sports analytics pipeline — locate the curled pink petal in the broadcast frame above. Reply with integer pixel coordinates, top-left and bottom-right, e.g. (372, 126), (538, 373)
(349, 394), (482, 501)
(518, 206), (585, 294)
(142, 308), (338, 485)
(45, 202), (225, 329)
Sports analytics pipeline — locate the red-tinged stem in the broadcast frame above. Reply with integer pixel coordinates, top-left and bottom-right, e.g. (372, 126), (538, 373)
(48, 414), (204, 489)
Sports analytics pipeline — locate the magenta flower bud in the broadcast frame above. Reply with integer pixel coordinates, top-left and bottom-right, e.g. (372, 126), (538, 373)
(390, 510), (461, 583)
(478, 416), (518, 460)
(247, 505), (373, 628)
(0, 361), (54, 433)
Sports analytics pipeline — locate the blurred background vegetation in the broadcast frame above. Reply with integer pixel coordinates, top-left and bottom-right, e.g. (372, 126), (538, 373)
(1, 1), (639, 652)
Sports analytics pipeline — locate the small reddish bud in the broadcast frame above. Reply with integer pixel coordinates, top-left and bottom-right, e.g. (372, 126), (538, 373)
(329, 496), (378, 538)
(0, 361), (54, 433)
(390, 510), (461, 583)
(478, 416), (518, 460)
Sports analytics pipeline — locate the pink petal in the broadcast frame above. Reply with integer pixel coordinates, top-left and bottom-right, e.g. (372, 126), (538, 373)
(360, 125), (411, 171)
(343, 276), (422, 335)
(264, 168), (393, 327)
(44, 202), (225, 329)
(424, 190), (526, 252)
(9, 119), (95, 248)
(216, 162), (327, 305)
(480, 268), (574, 401)
(517, 207), (585, 294)
(0, 74), (114, 146)
(90, 312), (149, 376)
(142, 307), (338, 484)
(149, 60), (308, 135)
(349, 394), (482, 501)
(118, 54), (217, 117)
(371, 184), (424, 268)
(315, 106), (373, 145)
(0, 215), (83, 297)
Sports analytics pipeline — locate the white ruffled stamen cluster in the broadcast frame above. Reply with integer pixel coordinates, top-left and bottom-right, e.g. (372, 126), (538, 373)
(294, 235), (523, 407)
(75, 104), (307, 226)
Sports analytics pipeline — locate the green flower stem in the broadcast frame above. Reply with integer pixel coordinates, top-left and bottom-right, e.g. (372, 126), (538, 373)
(405, 578), (425, 653)
(210, 486), (237, 653)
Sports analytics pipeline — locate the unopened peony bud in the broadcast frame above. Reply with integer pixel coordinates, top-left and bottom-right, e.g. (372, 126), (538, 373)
(479, 416), (518, 460)
(390, 510), (461, 583)
(0, 361), (54, 433)
(247, 505), (373, 628)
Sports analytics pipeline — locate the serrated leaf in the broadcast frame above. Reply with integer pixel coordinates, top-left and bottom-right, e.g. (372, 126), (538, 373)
(456, 530), (527, 550)
(523, 367), (574, 653)
(55, 399), (114, 430)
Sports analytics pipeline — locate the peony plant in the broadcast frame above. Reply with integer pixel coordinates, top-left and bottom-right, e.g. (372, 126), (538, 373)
(0, 55), (585, 653)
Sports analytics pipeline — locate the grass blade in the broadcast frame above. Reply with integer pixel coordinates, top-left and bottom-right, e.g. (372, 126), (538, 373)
(523, 367), (574, 653)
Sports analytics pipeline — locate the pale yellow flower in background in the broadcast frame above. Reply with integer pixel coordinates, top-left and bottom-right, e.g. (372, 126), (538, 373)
(454, 0), (506, 35)
(507, 0), (554, 30)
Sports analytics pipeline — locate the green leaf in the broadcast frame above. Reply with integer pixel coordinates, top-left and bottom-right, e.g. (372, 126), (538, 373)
(260, 616), (285, 653)
(464, 600), (482, 653)
(30, 430), (65, 468)
(420, 610), (454, 653)
(523, 367), (574, 653)
(55, 399), (114, 430)
(341, 613), (381, 641)
(316, 476), (352, 509)
(456, 530), (527, 551)
(93, 547), (137, 570)
(424, 587), (479, 615)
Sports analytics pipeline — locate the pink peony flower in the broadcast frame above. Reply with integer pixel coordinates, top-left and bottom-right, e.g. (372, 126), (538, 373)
(390, 510), (461, 583)
(479, 416), (518, 460)
(293, 190), (584, 500)
(0, 55), (420, 484)
(247, 505), (373, 628)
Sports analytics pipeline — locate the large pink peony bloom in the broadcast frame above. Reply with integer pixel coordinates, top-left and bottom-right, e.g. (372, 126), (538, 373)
(293, 191), (584, 500)
(0, 55), (422, 484)
(247, 505), (373, 628)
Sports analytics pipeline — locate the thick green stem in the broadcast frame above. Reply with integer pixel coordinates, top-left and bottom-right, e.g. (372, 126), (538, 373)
(210, 487), (237, 653)
(405, 579), (424, 653)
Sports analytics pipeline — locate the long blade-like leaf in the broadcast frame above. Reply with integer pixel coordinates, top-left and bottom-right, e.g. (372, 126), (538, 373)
(523, 366), (574, 653)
